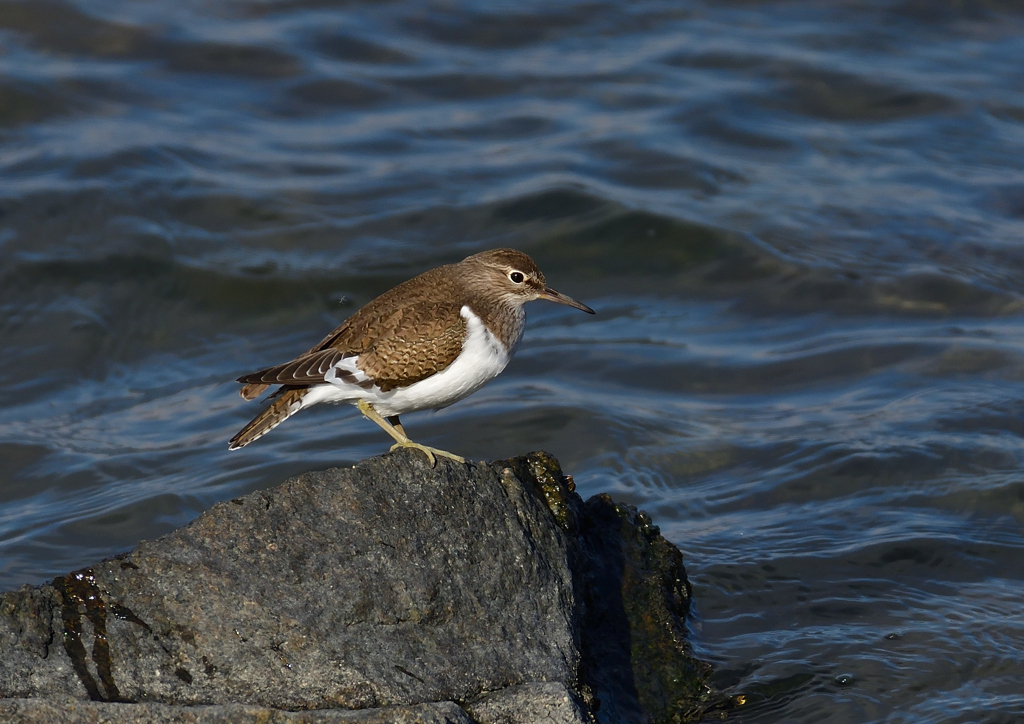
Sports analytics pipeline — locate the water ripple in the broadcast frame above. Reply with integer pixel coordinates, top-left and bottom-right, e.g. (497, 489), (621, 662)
(2, 1), (1024, 720)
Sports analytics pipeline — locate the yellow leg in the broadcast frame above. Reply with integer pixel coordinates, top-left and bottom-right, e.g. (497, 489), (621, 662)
(357, 400), (465, 466)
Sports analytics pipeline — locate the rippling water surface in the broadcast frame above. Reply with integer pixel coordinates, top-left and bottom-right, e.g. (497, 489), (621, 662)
(3, 1), (1024, 721)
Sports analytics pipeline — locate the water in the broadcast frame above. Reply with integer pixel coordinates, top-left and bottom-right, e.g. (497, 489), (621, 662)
(2, 0), (1024, 720)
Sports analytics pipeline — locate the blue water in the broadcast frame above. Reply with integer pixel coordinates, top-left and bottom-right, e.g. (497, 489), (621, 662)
(2, 1), (1024, 721)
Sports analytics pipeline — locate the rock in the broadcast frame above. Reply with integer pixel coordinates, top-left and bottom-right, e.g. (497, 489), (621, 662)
(0, 451), (722, 723)
(578, 494), (715, 723)
(0, 697), (475, 723)
(464, 683), (589, 724)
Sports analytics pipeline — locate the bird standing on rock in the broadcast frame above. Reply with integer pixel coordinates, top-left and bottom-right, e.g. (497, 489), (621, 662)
(229, 248), (595, 464)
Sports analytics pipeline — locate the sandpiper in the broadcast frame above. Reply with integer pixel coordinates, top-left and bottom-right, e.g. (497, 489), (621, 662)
(229, 248), (595, 464)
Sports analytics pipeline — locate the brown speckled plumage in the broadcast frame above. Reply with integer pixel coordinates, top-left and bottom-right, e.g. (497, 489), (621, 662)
(237, 250), (543, 391)
(229, 248), (594, 451)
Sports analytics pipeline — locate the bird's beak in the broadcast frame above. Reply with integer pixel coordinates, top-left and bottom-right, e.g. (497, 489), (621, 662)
(539, 286), (596, 314)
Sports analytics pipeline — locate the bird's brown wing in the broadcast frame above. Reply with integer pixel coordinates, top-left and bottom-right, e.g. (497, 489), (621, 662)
(236, 299), (467, 393)
(344, 299), (467, 392)
(236, 348), (365, 387)
(238, 308), (371, 392)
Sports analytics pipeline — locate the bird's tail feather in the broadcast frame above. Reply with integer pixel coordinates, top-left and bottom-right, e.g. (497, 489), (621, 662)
(229, 387), (308, 450)
(239, 382), (270, 401)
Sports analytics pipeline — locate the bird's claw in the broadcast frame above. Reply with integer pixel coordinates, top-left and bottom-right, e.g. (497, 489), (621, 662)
(389, 440), (465, 467)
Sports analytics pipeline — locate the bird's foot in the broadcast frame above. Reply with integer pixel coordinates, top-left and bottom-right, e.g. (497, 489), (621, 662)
(389, 440), (465, 467)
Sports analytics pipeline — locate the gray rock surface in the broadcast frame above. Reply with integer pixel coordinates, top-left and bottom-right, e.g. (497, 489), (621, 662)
(0, 451), (722, 723)
(465, 683), (589, 724)
(0, 697), (474, 723)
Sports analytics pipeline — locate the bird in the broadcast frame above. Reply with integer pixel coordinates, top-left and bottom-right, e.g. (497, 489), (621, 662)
(228, 248), (595, 464)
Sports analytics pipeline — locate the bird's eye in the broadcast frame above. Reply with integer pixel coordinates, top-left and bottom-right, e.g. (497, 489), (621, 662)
(509, 271), (525, 284)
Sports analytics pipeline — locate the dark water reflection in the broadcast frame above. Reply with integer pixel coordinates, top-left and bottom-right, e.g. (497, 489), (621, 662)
(3, 0), (1024, 721)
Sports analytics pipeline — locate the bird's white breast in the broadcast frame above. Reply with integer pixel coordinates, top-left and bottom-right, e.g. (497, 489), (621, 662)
(301, 305), (513, 417)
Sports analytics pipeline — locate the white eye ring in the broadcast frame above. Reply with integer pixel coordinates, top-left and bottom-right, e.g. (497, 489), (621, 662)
(509, 271), (525, 284)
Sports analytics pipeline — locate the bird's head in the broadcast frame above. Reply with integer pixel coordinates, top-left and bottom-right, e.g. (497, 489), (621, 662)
(461, 248), (595, 314)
